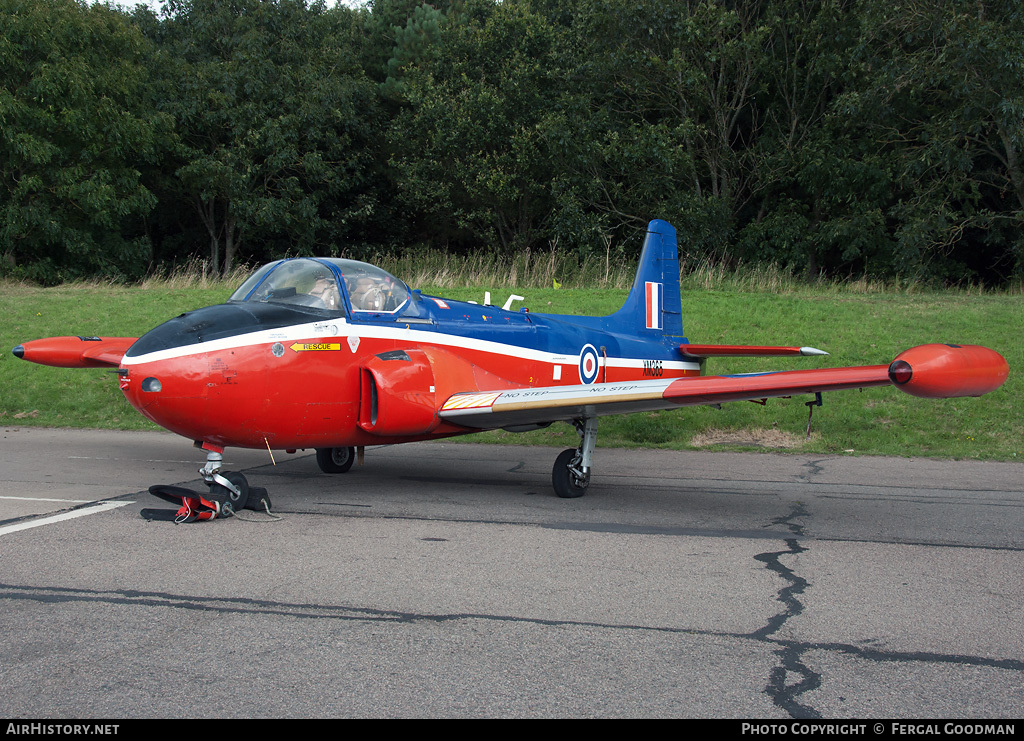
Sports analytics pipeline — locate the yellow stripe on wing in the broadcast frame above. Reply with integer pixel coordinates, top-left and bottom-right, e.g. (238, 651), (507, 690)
(440, 391), (504, 411)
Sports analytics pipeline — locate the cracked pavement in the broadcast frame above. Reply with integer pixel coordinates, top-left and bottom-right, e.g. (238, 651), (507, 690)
(1, 430), (1022, 717)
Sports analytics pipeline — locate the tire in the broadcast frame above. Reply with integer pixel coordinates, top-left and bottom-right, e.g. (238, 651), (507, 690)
(316, 446), (355, 474)
(209, 471), (249, 514)
(552, 448), (588, 498)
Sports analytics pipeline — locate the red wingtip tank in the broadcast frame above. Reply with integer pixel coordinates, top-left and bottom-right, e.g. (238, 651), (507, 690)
(12, 336), (137, 369)
(887, 344), (1009, 399)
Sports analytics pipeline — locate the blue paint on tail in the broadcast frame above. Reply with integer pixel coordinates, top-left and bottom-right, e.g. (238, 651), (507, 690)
(608, 219), (684, 340)
(492, 219), (687, 360)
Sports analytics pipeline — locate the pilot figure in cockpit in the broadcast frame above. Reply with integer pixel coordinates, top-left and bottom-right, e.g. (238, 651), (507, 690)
(347, 276), (384, 311)
(309, 274), (341, 311)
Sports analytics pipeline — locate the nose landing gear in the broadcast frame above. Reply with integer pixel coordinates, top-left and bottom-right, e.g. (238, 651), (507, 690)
(146, 445), (272, 523)
(200, 451), (250, 515)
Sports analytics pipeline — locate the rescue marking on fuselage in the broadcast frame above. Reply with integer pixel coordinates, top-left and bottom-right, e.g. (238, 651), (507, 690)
(290, 342), (341, 352)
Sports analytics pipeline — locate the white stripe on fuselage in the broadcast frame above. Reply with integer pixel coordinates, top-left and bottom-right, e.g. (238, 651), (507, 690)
(121, 317), (701, 373)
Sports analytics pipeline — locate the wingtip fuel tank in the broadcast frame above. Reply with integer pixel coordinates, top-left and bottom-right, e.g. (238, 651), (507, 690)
(888, 344), (1009, 399)
(12, 336), (137, 369)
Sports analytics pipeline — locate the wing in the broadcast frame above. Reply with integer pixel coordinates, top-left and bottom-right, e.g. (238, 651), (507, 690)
(439, 344), (1008, 430)
(12, 336), (137, 368)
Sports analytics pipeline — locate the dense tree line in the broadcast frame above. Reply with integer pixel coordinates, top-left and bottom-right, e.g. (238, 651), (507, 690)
(1, 0), (1021, 284)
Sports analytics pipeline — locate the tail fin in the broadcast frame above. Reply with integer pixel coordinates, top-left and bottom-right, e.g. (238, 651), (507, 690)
(611, 219), (684, 338)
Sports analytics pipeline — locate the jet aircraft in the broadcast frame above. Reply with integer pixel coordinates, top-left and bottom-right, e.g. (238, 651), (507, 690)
(13, 220), (1009, 515)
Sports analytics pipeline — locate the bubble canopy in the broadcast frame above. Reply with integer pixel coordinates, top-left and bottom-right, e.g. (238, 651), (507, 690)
(229, 258), (411, 315)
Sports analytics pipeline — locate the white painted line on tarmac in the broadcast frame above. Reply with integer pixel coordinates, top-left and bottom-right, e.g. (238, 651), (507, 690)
(0, 500), (134, 536)
(67, 456), (196, 463)
(0, 495), (92, 504)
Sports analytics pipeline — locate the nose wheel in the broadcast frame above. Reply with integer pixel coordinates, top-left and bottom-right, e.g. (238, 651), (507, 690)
(208, 470), (250, 514)
(200, 450), (250, 515)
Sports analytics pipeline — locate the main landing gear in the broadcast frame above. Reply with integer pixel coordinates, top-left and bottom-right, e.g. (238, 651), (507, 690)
(552, 417), (598, 498)
(315, 446), (356, 474)
(318, 439), (597, 499)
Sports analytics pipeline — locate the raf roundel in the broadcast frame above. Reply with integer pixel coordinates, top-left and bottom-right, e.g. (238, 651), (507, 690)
(578, 344), (600, 385)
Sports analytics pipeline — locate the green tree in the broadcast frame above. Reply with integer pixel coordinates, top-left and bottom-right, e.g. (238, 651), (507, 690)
(544, 0), (769, 261)
(834, 0), (1024, 280)
(359, 0), (450, 84)
(736, 0), (865, 276)
(0, 0), (164, 283)
(148, 0), (382, 274)
(380, 2), (447, 100)
(388, 0), (567, 253)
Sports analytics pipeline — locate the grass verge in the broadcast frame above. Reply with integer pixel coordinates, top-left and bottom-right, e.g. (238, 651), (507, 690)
(2, 274), (1020, 461)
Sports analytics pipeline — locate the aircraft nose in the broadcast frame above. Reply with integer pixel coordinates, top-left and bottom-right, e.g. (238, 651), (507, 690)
(12, 345), (24, 359)
(125, 302), (298, 359)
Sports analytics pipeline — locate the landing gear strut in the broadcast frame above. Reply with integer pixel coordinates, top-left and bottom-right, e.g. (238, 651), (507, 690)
(200, 449), (250, 515)
(552, 417), (597, 498)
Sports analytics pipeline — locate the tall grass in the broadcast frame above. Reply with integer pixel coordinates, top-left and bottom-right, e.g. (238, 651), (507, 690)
(138, 258), (254, 291)
(372, 247), (1023, 296)
(13, 245), (1017, 296)
(371, 243), (636, 291)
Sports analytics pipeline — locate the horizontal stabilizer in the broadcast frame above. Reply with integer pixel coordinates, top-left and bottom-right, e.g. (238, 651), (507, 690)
(681, 344), (828, 357)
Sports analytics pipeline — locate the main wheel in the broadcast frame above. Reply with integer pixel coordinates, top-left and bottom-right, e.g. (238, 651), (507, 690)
(552, 448), (589, 498)
(209, 471), (250, 514)
(316, 446), (356, 474)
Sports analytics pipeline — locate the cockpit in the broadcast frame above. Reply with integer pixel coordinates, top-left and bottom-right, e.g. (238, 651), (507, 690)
(229, 258), (411, 316)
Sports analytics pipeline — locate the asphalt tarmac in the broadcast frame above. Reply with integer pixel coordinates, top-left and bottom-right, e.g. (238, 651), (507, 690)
(1, 427), (1022, 718)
